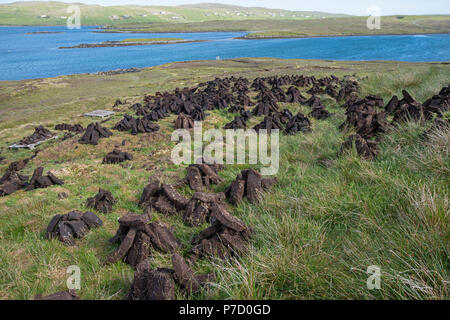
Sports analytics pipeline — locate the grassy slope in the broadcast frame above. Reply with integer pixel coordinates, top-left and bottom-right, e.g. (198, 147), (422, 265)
(0, 58), (449, 299)
(99, 16), (450, 36)
(0, 1), (345, 26)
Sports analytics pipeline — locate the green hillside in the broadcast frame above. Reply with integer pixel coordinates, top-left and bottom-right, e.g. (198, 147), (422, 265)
(0, 1), (347, 26)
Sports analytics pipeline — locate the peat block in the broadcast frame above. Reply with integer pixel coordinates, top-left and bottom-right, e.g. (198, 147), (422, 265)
(284, 113), (311, 135)
(225, 168), (277, 205)
(191, 203), (252, 259)
(26, 167), (64, 191)
(106, 213), (181, 268)
(174, 113), (194, 129)
(114, 115), (160, 134)
(102, 149), (133, 164)
(139, 179), (189, 215)
(184, 163), (223, 191)
(45, 210), (103, 246)
(54, 123), (84, 133)
(86, 188), (116, 213)
(18, 125), (54, 146)
(342, 134), (379, 159)
(79, 122), (113, 145)
(183, 192), (226, 226)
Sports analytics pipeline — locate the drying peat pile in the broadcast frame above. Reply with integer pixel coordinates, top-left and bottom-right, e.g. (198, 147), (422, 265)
(225, 169), (277, 205)
(26, 167), (64, 190)
(17, 126), (54, 146)
(79, 123), (113, 145)
(54, 123), (84, 133)
(139, 180), (189, 215)
(114, 115), (160, 134)
(340, 87), (449, 158)
(128, 254), (215, 299)
(132, 74), (352, 136)
(183, 163), (223, 191)
(183, 192), (226, 226)
(103, 149), (133, 164)
(190, 202), (252, 259)
(46, 210), (103, 246)
(106, 213), (181, 268)
(0, 163), (64, 196)
(87, 188), (117, 213)
(174, 114), (194, 129)
(0, 166), (29, 196)
(0, 157), (34, 196)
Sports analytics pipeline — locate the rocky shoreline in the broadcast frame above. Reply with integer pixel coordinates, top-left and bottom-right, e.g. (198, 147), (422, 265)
(59, 39), (208, 49)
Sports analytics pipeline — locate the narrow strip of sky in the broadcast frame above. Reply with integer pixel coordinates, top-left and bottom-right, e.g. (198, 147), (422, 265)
(2, 0), (449, 15)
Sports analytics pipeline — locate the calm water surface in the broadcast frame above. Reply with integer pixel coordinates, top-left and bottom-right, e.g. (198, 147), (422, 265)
(0, 26), (449, 80)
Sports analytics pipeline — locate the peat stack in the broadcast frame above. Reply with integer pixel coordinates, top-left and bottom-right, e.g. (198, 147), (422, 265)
(106, 213), (181, 268)
(0, 171), (29, 196)
(191, 203), (252, 259)
(18, 126), (54, 146)
(26, 167), (64, 191)
(422, 85), (450, 118)
(35, 290), (81, 300)
(225, 169), (277, 205)
(79, 122), (113, 145)
(224, 116), (247, 130)
(339, 99), (389, 139)
(139, 180), (189, 215)
(190, 107), (207, 121)
(253, 116), (283, 134)
(86, 188), (116, 213)
(309, 105), (331, 120)
(303, 96), (323, 108)
(127, 262), (176, 300)
(185, 163), (223, 191)
(114, 115), (160, 135)
(54, 123), (84, 133)
(286, 86), (306, 103)
(284, 113), (312, 135)
(7, 158), (30, 172)
(0, 158), (33, 196)
(342, 134), (379, 159)
(102, 149), (133, 164)
(279, 109), (293, 124)
(307, 84), (324, 95)
(252, 101), (279, 117)
(127, 256), (214, 300)
(392, 90), (425, 123)
(337, 79), (360, 102)
(325, 85), (339, 99)
(183, 192), (226, 226)
(171, 253), (216, 295)
(45, 210), (103, 246)
(144, 107), (169, 122)
(174, 114), (194, 129)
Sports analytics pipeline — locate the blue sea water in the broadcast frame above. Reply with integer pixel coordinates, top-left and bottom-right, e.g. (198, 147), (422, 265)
(0, 26), (449, 81)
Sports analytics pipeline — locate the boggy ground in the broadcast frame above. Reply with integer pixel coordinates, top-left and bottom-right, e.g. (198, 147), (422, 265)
(0, 58), (448, 300)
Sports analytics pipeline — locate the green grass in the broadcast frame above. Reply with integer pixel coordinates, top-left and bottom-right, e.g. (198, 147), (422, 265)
(0, 1), (346, 26)
(0, 58), (448, 300)
(100, 16), (450, 37)
(120, 38), (183, 42)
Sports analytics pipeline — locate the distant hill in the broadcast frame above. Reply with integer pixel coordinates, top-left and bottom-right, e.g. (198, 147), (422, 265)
(0, 1), (349, 26)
